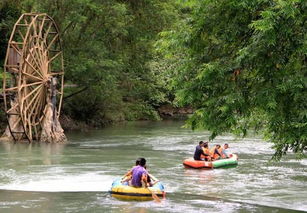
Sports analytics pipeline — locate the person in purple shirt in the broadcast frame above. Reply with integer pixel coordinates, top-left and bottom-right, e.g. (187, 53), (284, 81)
(127, 158), (148, 187)
(121, 158), (141, 183)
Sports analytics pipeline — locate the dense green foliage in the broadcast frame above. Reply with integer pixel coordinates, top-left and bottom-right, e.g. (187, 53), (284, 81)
(0, 0), (176, 125)
(158, 0), (307, 159)
(1, 0), (306, 158)
(0, 0), (21, 74)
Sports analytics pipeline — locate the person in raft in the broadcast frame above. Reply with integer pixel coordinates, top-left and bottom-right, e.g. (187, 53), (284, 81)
(121, 158), (141, 183)
(194, 141), (211, 161)
(219, 143), (229, 158)
(210, 144), (223, 160)
(122, 158), (157, 187)
(125, 158), (148, 187)
(211, 143), (230, 160)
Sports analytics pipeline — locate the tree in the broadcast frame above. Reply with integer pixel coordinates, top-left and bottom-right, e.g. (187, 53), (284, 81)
(0, 0), (22, 76)
(158, 0), (307, 159)
(0, 0), (177, 125)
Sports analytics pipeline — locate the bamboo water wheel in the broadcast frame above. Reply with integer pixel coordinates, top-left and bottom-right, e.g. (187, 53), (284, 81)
(2, 13), (66, 143)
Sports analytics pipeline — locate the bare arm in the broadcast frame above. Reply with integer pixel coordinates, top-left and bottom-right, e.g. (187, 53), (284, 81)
(215, 149), (222, 156)
(142, 173), (148, 187)
(122, 170), (132, 180)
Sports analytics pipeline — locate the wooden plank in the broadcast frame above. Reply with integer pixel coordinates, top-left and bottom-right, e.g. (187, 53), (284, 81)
(21, 84), (42, 102)
(22, 81), (42, 88)
(6, 112), (20, 115)
(50, 72), (64, 76)
(5, 65), (19, 68)
(23, 59), (44, 81)
(47, 34), (59, 50)
(25, 85), (42, 112)
(10, 43), (22, 55)
(27, 87), (44, 121)
(44, 22), (53, 40)
(5, 86), (18, 92)
(11, 117), (22, 130)
(7, 67), (19, 73)
(28, 49), (44, 78)
(16, 24), (29, 26)
(48, 51), (61, 63)
(38, 16), (46, 38)
(17, 29), (25, 41)
(9, 41), (24, 45)
(7, 104), (19, 113)
(22, 71), (43, 83)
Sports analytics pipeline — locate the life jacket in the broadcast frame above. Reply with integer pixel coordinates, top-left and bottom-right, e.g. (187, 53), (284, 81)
(209, 147), (215, 157)
(203, 147), (210, 156)
(202, 147), (211, 160)
(210, 147), (220, 160)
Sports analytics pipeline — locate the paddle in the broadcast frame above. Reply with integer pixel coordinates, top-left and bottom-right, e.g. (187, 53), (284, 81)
(147, 186), (161, 202)
(148, 173), (157, 181)
(147, 174), (161, 202)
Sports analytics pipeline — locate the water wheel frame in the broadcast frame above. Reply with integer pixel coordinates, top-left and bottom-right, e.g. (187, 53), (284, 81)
(3, 13), (64, 142)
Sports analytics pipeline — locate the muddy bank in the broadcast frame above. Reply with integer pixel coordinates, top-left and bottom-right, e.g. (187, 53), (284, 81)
(157, 104), (193, 119)
(0, 104), (193, 136)
(60, 104), (193, 131)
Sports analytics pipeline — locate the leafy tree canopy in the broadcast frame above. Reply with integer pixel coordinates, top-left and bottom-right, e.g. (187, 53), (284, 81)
(158, 0), (307, 159)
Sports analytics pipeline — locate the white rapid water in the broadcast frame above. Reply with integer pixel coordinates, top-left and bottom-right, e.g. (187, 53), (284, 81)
(0, 171), (114, 192)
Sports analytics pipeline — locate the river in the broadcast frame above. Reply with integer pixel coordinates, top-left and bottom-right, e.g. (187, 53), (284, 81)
(0, 120), (306, 212)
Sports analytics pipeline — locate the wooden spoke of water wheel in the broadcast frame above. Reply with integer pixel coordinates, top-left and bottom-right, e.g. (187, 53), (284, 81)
(3, 13), (64, 142)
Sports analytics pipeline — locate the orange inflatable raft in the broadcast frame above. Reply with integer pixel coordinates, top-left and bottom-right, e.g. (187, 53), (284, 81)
(183, 154), (238, 169)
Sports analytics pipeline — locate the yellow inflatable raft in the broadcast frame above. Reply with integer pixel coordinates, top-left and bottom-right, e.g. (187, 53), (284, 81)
(110, 178), (165, 201)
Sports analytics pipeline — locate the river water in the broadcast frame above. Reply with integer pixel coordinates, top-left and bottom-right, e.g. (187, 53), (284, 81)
(0, 120), (306, 212)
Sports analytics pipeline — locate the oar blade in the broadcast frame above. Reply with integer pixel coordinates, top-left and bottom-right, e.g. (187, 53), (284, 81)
(148, 188), (161, 203)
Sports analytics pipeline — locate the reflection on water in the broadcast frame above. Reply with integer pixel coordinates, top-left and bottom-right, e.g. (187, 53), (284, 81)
(183, 169), (215, 185)
(0, 142), (65, 165)
(0, 120), (306, 212)
(40, 143), (65, 165)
